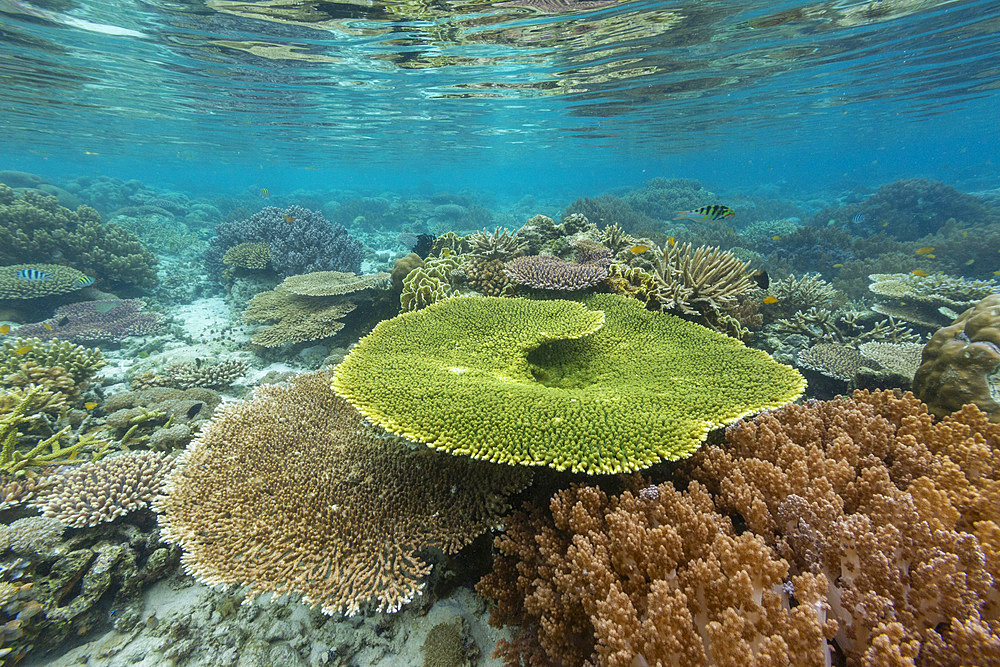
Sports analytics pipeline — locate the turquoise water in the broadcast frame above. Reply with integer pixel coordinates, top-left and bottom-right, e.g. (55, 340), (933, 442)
(2, 0), (998, 193)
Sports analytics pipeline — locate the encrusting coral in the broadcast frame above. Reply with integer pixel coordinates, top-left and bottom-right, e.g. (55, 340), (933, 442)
(155, 370), (531, 616)
(28, 450), (175, 528)
(913, 293), (1000, 420)
(333, 293), (804, 474)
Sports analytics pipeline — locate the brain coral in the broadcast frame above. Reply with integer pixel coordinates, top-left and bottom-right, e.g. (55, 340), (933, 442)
(156, 370), (531, 616)
(332, 293), (805, 474)
(913, 293), (1000, 420)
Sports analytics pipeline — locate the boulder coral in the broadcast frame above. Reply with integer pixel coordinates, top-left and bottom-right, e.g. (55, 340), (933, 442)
(333, 293), (804, 473)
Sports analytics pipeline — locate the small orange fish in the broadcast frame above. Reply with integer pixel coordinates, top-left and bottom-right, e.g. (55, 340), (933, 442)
(0, 324), (9, 335)
(915, 247), (934, 255)
(912, 269), (930, 277)
(763, 295), (779, 304)
(832, 263), (844, 268)
(772, 235), (781, 241)
(42, 323), (53, 331)
(84, 402), (98, 410)
(284, 214), (294, 223)
(630, 245), (649, 254)
(667, 236), (675, 246)
(15, 345), (32, 354)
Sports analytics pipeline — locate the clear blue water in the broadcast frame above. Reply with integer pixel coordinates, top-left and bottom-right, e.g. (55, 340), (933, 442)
(2, 0), (998, 194)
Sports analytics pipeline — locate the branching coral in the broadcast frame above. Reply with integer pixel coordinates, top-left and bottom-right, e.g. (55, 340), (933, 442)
(797, 343), (876, 382)
(465, 227), (526, 261)
(333, 294), (803, 473)
(650, 241), (755, 319)
(859, 341), (925, 381)
(689, 389), (1000, 664)
(1, 337), (105, 400)
(765, 273), (839, 319)
(222, 242), (271, 270)
(130, 359), (249, 391)
(504, 249), (611, 291)
(478, 480), (835, 667)
(156, 370), (531, 616)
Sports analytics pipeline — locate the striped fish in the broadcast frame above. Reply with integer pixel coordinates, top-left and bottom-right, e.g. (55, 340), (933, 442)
(673, 205), (735, 222)
(852, 213), (866, 225)
(77, 275), (95, 287)
(16, 268), (52, 281)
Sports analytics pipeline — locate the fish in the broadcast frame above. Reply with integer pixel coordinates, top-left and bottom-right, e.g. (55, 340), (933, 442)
(753, 270), (769, 289)
(900, 301), (907, 306)
(852, 213), (866, 225)
(832, 263), (844, 268)
(673, 205), (735, 222)
(186, 402), (203, 419)
(284, 214), (294, 223)
(912, 269), (930, 277)
(667, 236), (675, 246)
(0, 325), (8, 335)
(763, 295), (779, 304)
(57, 316), (69, 326)
(260, 187), (270, 198)
(772, 236), (781, 241)
(42, 323), (52, 331)
(966, 259), (975, 266)
(881, 221), (889, 227)
(84, 151), (99, 156)
(15, 345), (32, 354)
(84, 402), (98, 410)
(15, 268), (51, 281)
(927, 254), (936, 259)
(916, 246), (934, 255)
(77, 275), (95, 286)
(94, 301), (120, 314)
(629, 245), (649, 254)
(994, 270), (1000, 276)
(963, 231), (969, 238)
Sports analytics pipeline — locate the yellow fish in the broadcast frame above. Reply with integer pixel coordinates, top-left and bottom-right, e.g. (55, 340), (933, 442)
(912, 269), (930, 277)
(762, 295), (779, 304)
(284, 214), (294, 223)
(84, 402), (98, 410)
(42, 323), (53, 331)
(927, 254), (936, 259)
(84, 151), (99, 155)
(260, 188), (270, 198)
(994, 270), (1000, 276)
(881, 221), (889, 227)
(915, 247), (934, 255)
(772, 235), (781, 241)
(963, 231), (969, 238)
(629, 245), (649, 254)
(15, 345), (32, 354)
(667, 236), (675, 246)
(966, 259), (975, 266)
(832, 263), (844, 268)
(0, 324), (8, 335)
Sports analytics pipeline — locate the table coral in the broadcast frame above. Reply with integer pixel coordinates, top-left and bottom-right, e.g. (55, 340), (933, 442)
(477, 481), (835, 667)
(913, 293), (1000, 420)
(155, 370), (531, 616)
(15, 299), (164, 343)
(242, 286), (357, 347)
(689, 389), (1000, 664)
(868, 272), (1000, 330)
(0, 263), (94, 300)
(332, 293), (804, 473)
(279, 270), (389, 297)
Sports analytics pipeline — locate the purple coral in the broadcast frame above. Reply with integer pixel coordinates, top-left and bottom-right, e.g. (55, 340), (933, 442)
(16, 299), (164, 343)
(206, 206), (364, 279)
(504, 249), (611, 291)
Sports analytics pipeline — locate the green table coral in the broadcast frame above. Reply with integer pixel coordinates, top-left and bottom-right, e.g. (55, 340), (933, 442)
(332, 293), (805, 474)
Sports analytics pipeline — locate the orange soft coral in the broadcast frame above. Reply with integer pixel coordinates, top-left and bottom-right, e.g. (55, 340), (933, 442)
(691, 389), (1000, 664)
(477, 480), (835, 667)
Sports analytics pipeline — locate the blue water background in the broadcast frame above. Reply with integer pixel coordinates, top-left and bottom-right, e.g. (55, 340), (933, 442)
(1, 0), (998, 198)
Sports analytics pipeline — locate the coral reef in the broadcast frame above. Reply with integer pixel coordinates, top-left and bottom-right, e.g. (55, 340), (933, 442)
(279, 270), (389, 297)
(205, 205), (364, 280)
(868, 272), (1000, 330)
(478, 480), (834, 667)
(504, 250), (611, 291)
(130, 359), (249, 391)
(0, 263), (94, 300)
(28, 451), (175, 528)
(156, 370), (531, 616)
(913, 293), (1000, 420)
(1, 337), (105, 400)
(16, 299), (164, 343)
(0, 185), (158, 290)
(465, 227), (526, 261)
(690, 390), (1000, 664)
(333, 294), (804, 474)
(242, 286), (357, 347)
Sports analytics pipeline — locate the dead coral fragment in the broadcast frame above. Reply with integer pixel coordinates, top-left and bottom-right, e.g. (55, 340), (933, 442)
(156, 370), (531, 616)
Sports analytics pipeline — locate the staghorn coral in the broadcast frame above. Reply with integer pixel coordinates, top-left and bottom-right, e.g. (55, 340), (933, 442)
(868, 272), (1000, 330)
(221, 241), (271, 270)
(465, 227), (526, 261)
(205, 205), (364, 280)
(15, 299), (164, 343)
(688, 389), (1000, 664)
(650, 242), (755, 320)
(242, 286), (356, 347)
(764, 273), (839, 319)
(598, 222), (636, 255)
(477, 480), (835, 667)
(279, 270), (389, 297)
(333, 294), (803, 474)
(0, 263), (94, 300)
(0, 187), (157, 290)
(130, 359), (249, 391)
(156, 370), (531, 616)
(913, 293), (1000, 420)
(504, 249), (611, 292)
(28, 451), (175, 528)
(771, 307), (919, 347)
